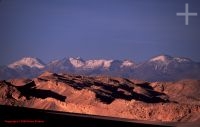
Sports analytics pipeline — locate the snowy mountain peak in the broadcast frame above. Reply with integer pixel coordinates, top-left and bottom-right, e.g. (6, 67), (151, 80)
(149, 55), (173, 62)
(149, 55), (192, 64)
(8, 57), (45, 69)
(69, 57), (85, 68)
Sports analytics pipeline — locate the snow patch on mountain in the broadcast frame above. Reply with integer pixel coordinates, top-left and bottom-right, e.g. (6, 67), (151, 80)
(121, 60), (134, 68)
(102, 60), (113, 68)
(85, 60), (102, 69)
(69, 57), (85, 68)
(149, 55), (172, 63)
(173, 57), (191, 63)
(84, 60), (111, 69)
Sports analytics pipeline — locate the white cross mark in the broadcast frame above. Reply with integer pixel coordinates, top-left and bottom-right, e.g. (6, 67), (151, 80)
(176, 3), (198, 25)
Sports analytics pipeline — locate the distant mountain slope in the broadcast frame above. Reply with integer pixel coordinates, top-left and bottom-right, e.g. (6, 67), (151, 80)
(134, 55), (200, 81)
(1, 55), (200, 81)
(8, 57), (45, 69)
(1, 57), (45, 79)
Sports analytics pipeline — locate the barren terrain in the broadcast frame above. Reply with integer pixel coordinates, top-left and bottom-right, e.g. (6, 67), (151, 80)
(0, 72), (200, 123)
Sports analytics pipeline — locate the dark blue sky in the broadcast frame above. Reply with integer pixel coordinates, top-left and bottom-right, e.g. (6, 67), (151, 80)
(0, 0), (200, 65)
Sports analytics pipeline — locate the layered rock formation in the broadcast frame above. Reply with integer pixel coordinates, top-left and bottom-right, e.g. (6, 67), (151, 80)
(0, 72), (200, 122)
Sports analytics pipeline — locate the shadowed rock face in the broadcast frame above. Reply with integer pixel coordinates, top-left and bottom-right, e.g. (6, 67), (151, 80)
(0, 72), (200, 122)
(1, 80), (66, 102)
(16, 81), (66, 102)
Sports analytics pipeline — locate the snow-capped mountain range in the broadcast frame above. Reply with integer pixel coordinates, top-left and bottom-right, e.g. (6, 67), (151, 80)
(1, 55), (200, 81)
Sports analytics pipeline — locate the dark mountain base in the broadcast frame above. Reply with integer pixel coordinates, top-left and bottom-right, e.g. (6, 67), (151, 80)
(0, 105), (171, 127)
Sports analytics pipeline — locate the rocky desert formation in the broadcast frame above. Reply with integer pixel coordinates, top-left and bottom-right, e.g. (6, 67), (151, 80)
(0, 72), (200, 122)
